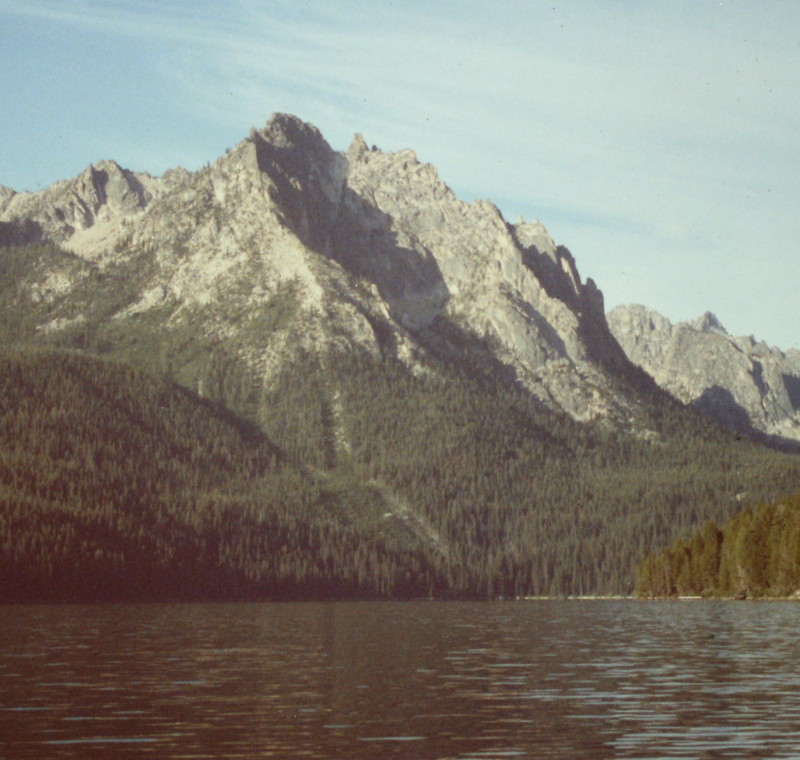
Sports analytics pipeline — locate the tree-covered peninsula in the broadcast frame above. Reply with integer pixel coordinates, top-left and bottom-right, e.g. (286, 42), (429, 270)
(636, 492), (800, 599)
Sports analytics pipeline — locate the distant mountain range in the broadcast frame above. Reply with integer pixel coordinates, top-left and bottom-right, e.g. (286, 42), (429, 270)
(1, 113), (798, 600)
(609, 305), (800, 446)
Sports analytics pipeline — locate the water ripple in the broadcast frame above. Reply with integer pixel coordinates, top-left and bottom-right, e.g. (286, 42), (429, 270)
(0, 600), (798, 759)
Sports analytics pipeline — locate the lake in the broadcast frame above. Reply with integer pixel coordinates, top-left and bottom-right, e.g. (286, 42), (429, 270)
(1, 600), (798, 758)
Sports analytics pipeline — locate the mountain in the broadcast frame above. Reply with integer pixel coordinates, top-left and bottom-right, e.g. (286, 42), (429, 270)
(608, 304), (800, 445)
(2, 113), (800, 599)
(0, 113), (639, 425)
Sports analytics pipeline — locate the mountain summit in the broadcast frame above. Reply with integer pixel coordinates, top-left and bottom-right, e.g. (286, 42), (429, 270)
(0, 113), (641, 425)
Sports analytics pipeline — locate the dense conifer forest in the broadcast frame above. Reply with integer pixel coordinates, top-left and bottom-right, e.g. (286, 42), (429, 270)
(259, 352), (800, 597)
(1, 338), (799, 601)
(635, 492), (800, 598)
(0, 350), (443, 601)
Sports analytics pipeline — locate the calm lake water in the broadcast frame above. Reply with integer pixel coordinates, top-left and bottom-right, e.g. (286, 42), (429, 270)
(1, 600), (799, 759)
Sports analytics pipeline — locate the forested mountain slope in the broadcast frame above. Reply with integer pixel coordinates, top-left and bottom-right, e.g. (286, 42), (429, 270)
(1, 348), (799, 600)
(1, 113), (799, 600)
(0, 350), (440, 601)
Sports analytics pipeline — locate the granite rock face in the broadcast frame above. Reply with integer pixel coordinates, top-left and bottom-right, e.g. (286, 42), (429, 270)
(1, 113), (649, 425)
(608, 304), (800, 443)
(0, 160), (189, 245)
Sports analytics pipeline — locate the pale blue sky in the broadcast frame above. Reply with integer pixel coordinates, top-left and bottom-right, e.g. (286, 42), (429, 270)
(2, 1), (798, 349)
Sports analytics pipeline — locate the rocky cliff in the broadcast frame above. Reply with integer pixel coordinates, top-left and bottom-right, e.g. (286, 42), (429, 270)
(0, 113), (644, 426)
(608, 304), (800, 443)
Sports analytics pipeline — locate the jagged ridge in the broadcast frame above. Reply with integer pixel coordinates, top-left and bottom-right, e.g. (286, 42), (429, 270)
(1, 112), (645, 426)
(609, 303), (800, 444)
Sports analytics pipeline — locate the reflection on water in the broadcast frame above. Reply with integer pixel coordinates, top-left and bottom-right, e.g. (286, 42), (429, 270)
(1, 600), (799, 758)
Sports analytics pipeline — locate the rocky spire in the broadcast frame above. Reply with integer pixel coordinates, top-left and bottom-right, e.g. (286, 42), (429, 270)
(691, 311), (727, 335)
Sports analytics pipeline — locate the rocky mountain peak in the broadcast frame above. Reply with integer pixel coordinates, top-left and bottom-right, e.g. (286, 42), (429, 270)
(513, 219), (557, 260)
(347, 132), (370, 159)
(259, 112), (328, 148)
(691, 311), (727, 335)
(0, 156), (181, 249)
(80, 159), (151, 217)
(1, 113), (655, 425)
(609, 304), (800, 443)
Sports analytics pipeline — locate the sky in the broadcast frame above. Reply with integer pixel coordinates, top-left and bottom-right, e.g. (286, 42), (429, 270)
(1, 1), (799, 350)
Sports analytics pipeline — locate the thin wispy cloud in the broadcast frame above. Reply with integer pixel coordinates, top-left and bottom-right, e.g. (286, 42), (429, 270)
(1, 0), (235, 45)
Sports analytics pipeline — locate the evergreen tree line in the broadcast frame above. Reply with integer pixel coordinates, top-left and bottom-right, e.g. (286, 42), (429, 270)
(635, 492), (800, 598)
